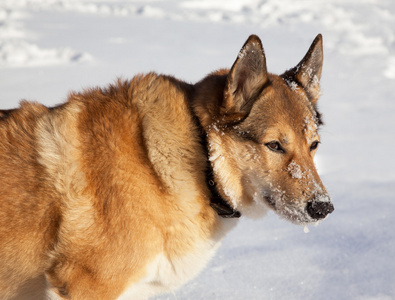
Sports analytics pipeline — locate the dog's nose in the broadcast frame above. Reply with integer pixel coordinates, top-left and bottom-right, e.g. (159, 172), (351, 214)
(306, 200), (334, 220)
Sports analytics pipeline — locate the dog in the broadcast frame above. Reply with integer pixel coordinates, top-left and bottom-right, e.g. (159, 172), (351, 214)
(0, 34), (334, 299)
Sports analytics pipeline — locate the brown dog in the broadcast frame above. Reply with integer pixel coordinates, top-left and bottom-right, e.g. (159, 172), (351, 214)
(0, 34), (333, 299)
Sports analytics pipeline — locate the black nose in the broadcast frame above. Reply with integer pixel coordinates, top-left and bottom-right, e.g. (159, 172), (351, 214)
(307, 200), (334, 220)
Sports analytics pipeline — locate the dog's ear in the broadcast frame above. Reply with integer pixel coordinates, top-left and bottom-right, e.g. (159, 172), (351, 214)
(282, 34), (323, 104)
(222, 35), (268, 118)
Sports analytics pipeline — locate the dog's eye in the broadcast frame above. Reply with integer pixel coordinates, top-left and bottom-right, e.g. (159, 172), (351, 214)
(265, 141), (284, 153)
(310, 141), (320, 151)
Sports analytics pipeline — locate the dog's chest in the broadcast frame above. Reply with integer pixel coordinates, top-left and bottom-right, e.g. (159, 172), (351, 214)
(119, 238), (222, 299)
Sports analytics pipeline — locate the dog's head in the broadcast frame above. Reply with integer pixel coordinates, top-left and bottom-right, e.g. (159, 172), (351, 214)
(194, 34), (333, 224)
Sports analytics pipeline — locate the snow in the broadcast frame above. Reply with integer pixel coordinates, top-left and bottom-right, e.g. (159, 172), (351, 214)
(287, 160), (303, 180)
(284, 78), (299, 91)
(1, 0), (395, 299)
(0, 2), (92, 67)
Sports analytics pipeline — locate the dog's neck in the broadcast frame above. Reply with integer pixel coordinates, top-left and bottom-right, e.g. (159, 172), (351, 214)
(205, 165), (241, 218)
(191, 108), (241, 219)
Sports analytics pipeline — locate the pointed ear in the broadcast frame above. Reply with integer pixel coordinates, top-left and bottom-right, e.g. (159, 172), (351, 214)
(222, 35), (269, 117)
(283, 34), (323, 104)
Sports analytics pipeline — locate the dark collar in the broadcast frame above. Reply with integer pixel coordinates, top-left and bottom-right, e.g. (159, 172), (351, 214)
(206, 168), (241, 218)
(190, 110), (241, 219)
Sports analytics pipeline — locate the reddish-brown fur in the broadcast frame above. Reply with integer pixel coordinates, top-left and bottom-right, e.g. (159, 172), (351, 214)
(0, 35), (333, 300)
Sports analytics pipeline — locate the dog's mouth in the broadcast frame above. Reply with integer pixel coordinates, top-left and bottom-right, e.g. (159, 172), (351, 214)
(263, 193), (334, 224)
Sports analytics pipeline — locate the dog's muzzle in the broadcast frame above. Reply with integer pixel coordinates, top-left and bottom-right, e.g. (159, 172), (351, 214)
(306, 198), (334, 220)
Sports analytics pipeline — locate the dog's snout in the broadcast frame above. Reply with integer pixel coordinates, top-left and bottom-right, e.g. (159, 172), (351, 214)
(306, 199), (334, 220)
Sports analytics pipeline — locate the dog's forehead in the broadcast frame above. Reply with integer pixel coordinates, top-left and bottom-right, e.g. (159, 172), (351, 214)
(241, 75), (319, 140)
(259, 76), (315, 119)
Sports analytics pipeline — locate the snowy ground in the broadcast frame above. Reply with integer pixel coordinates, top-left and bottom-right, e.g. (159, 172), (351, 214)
(1, 0), (394, 299)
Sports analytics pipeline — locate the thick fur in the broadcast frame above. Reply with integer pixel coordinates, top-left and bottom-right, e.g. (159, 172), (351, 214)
(0, 35), (333, 300)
